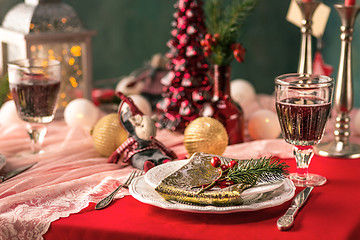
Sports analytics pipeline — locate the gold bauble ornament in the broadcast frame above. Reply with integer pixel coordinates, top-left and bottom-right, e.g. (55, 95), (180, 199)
(92, 113), (128, 157)
(184, 117), (228, 157)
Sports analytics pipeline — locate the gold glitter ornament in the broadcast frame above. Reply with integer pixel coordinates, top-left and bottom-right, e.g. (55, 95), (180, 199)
(184, 117), (228, 157)
(92, 113), (128, 157)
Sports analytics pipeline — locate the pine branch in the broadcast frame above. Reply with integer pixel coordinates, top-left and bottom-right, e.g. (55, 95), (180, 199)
(204, 0), (259, 65)
(197, 156), (288, 194)
(205, 0), (222, 35)
(224, 0), (259, 39)
(226, 157), (288, 186)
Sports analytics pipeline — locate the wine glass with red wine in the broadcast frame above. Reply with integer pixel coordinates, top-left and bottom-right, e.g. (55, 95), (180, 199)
(275, 73), (333, 187)
(8, 59), (61, 154)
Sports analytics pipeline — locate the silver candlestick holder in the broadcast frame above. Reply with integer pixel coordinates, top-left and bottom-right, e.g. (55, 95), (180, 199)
(296, 0), (320, 74)
(315, 4), (360, 158)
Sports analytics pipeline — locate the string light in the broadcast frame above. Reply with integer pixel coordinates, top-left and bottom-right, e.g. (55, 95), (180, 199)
(29, 43), (83, 107)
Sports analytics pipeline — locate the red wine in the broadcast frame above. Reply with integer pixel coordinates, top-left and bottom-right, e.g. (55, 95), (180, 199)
(10, 80), (60, 123)
(276, 97), (331, 146)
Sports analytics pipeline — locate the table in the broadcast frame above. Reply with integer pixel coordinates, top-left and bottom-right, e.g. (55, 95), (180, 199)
(1, 100), (360, 240)
(44, 155), (360, 240)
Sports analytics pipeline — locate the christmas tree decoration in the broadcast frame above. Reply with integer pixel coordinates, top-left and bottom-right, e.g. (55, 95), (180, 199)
(156, 0), (213, 132)
(64, 98), (100, 130)
(92, 113), (128, 157)
(248, 109), (281, 140)
(230, 79), (256, 108)
(184, 117), (228, 157)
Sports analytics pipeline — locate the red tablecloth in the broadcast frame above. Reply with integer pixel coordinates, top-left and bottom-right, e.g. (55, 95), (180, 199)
(44, 155), (360, 240)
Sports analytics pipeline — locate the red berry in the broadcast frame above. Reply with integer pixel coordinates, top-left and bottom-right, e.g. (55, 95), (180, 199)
(213, 33), (220, 40)
(217, 180), (234, 188)
(220, 164), (229, 172)
(233, 47), (246, 63)
(205, 33), (212, 40)
(231, 43), (241, 51)
(211, 157), (221, 168)
(228, 160), (238, 168)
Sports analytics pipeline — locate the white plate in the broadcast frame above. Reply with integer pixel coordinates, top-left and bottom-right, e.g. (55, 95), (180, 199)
(129, 176), (295, 213)
(145, 160), (286, 198)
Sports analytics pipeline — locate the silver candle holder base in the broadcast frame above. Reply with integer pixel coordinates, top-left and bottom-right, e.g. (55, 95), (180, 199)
(316, 141), (360, 158)
(315, 4), (360, 159)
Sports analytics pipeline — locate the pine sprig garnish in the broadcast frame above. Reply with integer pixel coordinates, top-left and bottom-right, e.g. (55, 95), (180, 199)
(197, 156), (288, 194)
(226, 157), (289, 186)
(204, 0), (259, 66)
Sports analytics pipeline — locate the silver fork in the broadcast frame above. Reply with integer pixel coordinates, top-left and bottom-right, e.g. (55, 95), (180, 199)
(95, 170), (143, 210)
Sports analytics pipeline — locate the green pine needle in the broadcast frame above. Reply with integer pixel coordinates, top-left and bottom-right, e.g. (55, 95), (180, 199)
(226, 157), (289, 187)
(204, 0), (259, 65)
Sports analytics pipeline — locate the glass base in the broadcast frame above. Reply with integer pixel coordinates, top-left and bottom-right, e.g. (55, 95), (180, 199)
(289, 173), (327, 187)
(13, 149), (44, 159)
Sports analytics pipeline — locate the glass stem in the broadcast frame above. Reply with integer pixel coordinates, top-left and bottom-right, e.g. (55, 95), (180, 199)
(27, 123), (47, 153)
(293, 146), (314, 179)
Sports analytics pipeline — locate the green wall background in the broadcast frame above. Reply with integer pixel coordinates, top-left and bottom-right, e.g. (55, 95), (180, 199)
(1, 0), (360, 106)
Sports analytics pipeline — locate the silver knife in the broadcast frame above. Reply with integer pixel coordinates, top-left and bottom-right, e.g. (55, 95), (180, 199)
(0, 162), (37, 183)
(277, 186), (314, 231)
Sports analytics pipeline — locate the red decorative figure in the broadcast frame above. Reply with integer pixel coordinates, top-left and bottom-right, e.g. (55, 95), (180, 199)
(108, 92), (177, 172)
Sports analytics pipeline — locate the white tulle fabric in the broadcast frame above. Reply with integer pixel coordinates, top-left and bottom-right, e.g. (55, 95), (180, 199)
(0, 94), (358, 240)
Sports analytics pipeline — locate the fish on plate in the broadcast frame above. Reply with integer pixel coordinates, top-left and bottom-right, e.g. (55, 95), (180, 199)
(155, 152), (288, 206)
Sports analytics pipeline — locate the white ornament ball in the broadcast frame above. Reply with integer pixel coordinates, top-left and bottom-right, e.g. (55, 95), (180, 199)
(231, 79), (256, 107)
(0, 100), (23, 127)
(128, 94), (152, 116)
(248, 109), (281, 140)
(353, 110), (360, 135)
(116, 75), (144, 95)
(64, 98), (100, 129)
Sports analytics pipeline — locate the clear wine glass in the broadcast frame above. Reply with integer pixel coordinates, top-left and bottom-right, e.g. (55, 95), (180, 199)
(275, 73), (334, 187)
(8, 58), (61, 154)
